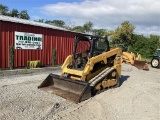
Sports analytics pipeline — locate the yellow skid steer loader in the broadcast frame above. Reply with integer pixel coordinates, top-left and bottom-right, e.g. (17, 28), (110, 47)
(38, 36), (122, 103)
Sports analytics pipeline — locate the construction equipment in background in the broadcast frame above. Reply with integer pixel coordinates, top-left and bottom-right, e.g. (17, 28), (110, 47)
(38, 36), (122, 103)
(121, 52), (149, 70)
(121, 52), (141, 64)
(151, 49), (160, 68)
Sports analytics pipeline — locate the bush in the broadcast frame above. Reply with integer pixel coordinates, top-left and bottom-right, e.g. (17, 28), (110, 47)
(129, 34), (159, 58)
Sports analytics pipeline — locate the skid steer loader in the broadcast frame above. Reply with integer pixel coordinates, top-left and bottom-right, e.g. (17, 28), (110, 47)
(38, 36), (122, 103)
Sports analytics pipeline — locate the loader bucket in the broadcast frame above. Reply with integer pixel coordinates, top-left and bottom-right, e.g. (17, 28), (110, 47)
(133, 60), (149, 70)
(38, 74), (91, 103)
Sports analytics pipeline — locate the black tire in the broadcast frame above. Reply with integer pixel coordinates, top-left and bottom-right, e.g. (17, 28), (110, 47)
(151, 58), (159, 68)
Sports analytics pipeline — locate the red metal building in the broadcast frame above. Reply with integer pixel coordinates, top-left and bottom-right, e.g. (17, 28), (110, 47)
(0, 15), (87, 69)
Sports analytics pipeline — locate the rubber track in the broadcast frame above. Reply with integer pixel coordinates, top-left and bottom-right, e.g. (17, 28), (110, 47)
(89, 67), (115, 87)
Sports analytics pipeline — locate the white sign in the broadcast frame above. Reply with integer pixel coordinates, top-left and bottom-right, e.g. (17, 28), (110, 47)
(15, 31), (43, 50)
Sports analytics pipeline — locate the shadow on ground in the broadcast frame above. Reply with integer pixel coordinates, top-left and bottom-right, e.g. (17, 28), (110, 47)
(119, 75), (130, 86)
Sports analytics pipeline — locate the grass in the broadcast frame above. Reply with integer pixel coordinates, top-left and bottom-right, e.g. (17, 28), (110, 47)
(22, 69), (30, 74)
(141, 57), (152, 62)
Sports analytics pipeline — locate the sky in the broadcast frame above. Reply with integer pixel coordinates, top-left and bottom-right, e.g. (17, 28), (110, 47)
(0, 0), (160, 36)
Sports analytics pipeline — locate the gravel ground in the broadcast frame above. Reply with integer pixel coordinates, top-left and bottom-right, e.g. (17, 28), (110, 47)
(0, 64), (160, 120)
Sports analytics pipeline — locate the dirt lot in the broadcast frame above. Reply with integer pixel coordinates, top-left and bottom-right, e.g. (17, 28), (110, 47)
(0, 64), (160, 120)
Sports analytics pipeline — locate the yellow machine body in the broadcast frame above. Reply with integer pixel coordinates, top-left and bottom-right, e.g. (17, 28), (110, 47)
(62, 48), (121, 81)
(38, 36), (122, 103)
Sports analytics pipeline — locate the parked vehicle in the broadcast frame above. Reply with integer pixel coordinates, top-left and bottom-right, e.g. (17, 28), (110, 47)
(151, 49), (160, 68)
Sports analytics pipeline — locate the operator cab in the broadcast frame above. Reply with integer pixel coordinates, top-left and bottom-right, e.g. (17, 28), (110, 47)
(72, 36), (109, 69)
(155, 49), (160, 57)
(92, 36), (109, 57)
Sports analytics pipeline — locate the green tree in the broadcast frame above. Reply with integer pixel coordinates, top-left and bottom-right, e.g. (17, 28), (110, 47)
(45, 20), (65, 27)
(19, 10), (30, 20)
(63, 25), (72, 30)
(72, 26), (84, 33)
(130, 34), (159, 58)
(52, 20), (65, 27)
(35, 19), (45, 23)
(45, 20), (52, 24)
(0, 4), (10, 15)
(148, 35), (160, 56)
(109, 21), (135, 50)
(10, 9), (19, 17)
(92, 29), (106, 36)
(83, 21), (93, 33)
(129, 34), (147, 55)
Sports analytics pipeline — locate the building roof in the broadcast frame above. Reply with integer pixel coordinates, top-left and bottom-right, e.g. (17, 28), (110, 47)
(0, 15), (71, 32)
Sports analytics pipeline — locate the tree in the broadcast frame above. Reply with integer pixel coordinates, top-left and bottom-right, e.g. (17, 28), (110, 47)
(19, 10), (30, 20)
(109, 21), (135, 50)
(53, 20), (65, 27)
(72, 26), (84, 33)
(0, 4), (9, 15)
(63, 25), (72, 30)
(148, 35), (160, 56)
(64, 20), (75, 30)
(92, 29), (106, 36)
(10, 9), (19, 17)
(130, 34), (160, 58)
(44, 20), (65, 27)
(35, 19), (45, 23)
(83, 21), (93, 33)
(45, 20), (52, 24)
(0, 4), (30, 19)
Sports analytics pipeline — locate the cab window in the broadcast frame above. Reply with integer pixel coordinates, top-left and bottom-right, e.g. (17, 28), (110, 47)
(156, 50), (160, 56)
(95, 38), (107, 51)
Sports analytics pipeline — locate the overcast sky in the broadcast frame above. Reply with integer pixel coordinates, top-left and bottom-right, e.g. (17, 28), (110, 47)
(1, 0), (160, 35)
